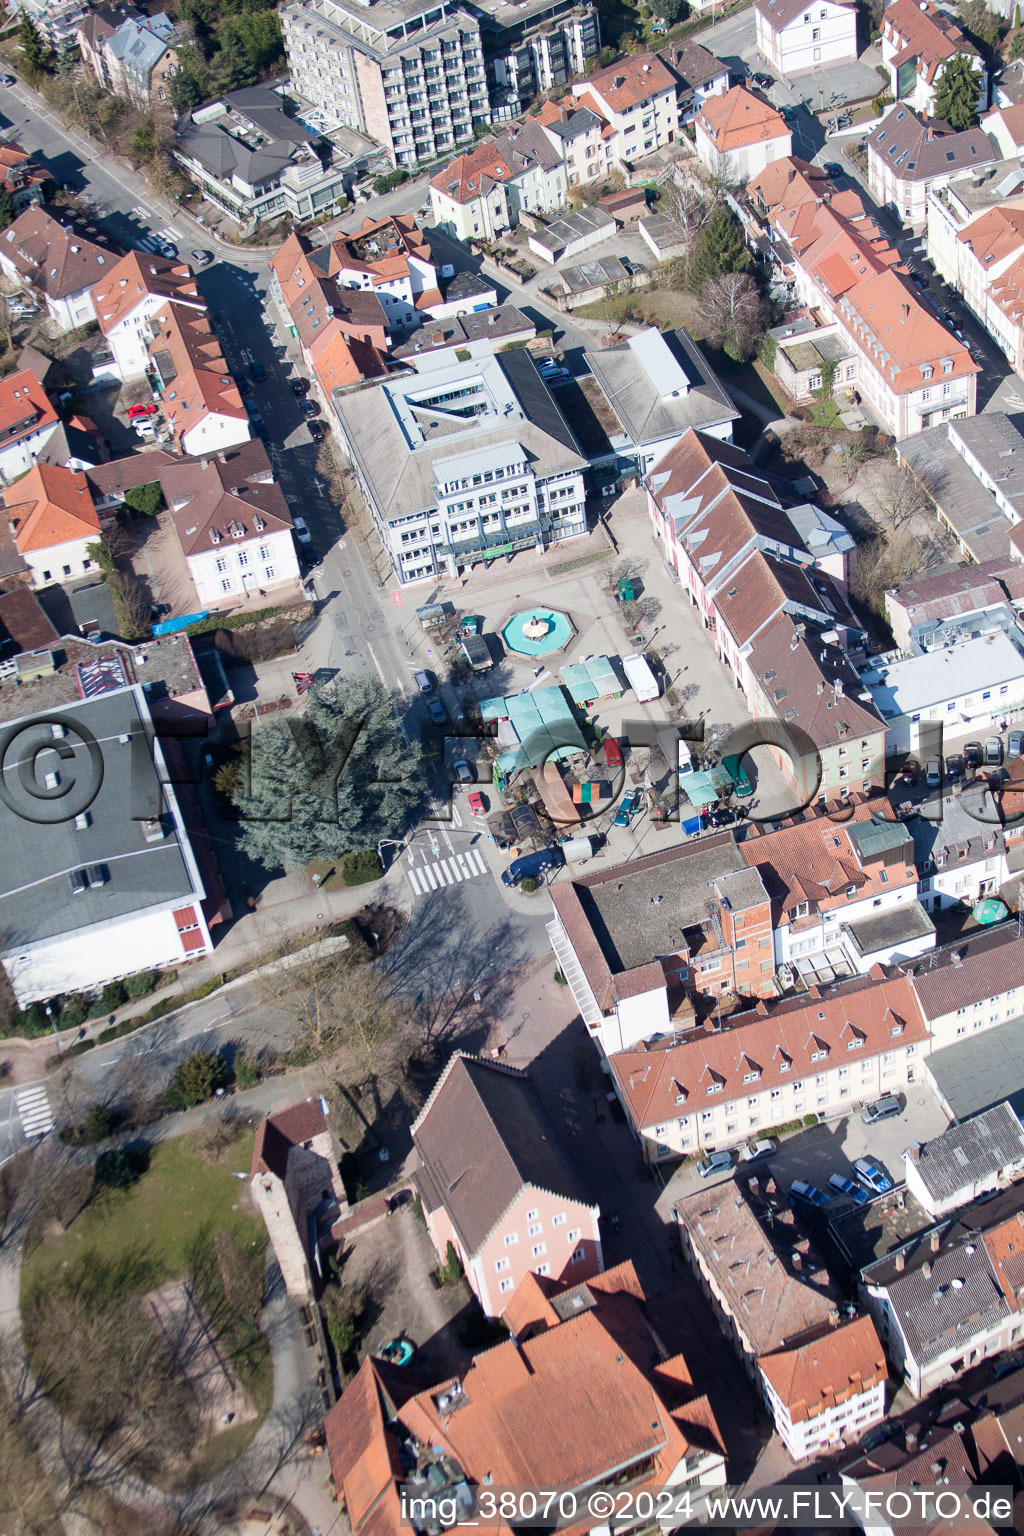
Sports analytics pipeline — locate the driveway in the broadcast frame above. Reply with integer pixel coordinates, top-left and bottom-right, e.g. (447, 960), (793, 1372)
(659, 1079), (951, 1209)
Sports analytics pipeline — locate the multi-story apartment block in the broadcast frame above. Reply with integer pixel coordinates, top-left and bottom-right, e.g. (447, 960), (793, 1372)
(331, 340), (587, 585)
(615, 969), (929, 1164)
(695, 85), (791, 184)
(570, 52), (679, 171)
(533, 97), (614, 187)
(547, 831), (775, 1053)
(881, 0), (986, 118)
(281, 0), (489, 167)
(867, 106), (994, 232)
(755, 0), (857, 78)
(9, 0), (86, 53)
(412, 1052), (601, 1315)
(0, 368), (60, 485)
(429, 122), (568, 241)
(928, 187), (1024, 374)
(316, 213), (444, 329)
(860, 1204), (1024, 1397)
(657, 39), (730, 124)
(92, 251), (205, 382)
(475, 0), (601, 119)
(908, 927), (1024, 1053)
(269, 231), (389, 410)
(742, 801), (933, 973)
(173, 86), (352, 227)
(0, 208), (114, 332)
(750, 157), (978, 436)
(677, 1177), (886, 1458)
(146, 304), (250, 456)
(0, 143), (47, 217)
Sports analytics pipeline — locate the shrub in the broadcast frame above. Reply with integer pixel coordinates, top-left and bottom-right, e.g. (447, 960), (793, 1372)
(520, 877), (538, 894)
(93, 1147), (141, 1189)
(340, 848), (382, 886)
(62, 1038), (96, 1058)
(165, 1049), (225, 1108)
(90, 980), (126, 1016)
(802, 1113), (819, 1127)
(82, 1103), (114, 1142)
(58, 994), (89, 1030)
(233, 1051), (262, 1090)
(125, 970), (158, 1000)
(437, 1240), (463, 1285)
(372, 168), (408, 195)
(323, 1284), (364, 1358)
(553, 969), (567, 985)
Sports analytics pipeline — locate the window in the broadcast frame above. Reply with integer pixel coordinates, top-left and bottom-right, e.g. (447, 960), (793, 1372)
(503, 1232), (518, 1247)
(526, 1208), (539, 1221)
(552, 1213), (566, 1227)
(567, 1229), (582, 1243)
(531, 1242), (546, 1258)
(527, 1222), (542, 1237)
(495, 1257), (510, 1273)
(221, 578), (232, 593)
(216, 557), (228, 573)
(499, 1277), (514, 1293)
(571, 1247), (586, 1264)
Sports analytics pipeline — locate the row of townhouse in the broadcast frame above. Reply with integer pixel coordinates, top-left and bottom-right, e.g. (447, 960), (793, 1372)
(430, 47), (727, 237)
(645, 426), (883, 802)
(746, 154), (979, 437)
(77, 7), (179, 115)
(926, 157), (1024, 376)
(592, 918), (1024, 1165)
(676, 1176), (887, 1459)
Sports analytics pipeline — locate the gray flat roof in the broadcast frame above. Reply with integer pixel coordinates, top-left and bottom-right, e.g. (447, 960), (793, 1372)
(911, 1102), (1024, 1201)
(900, 432), (1013, 563)
(926, 1015), (1024, 1121)
(530, 205), (615, 256)
(588, 327), (739, 451)
(843, 900), (935, 957)
(558, 255), (630, 294)
(0, 686), (200, 950)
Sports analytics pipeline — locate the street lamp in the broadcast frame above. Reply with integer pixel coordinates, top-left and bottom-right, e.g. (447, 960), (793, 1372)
(45, 1002), (61, 1057)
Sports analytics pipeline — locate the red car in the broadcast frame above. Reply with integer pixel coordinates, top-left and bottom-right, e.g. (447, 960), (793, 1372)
(127, 402), (158, 418)
(467, 791), (487, 816)
(602, 736), (624, 770)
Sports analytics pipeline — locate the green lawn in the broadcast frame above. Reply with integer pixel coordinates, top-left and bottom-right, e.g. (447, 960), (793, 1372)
(807, 397), (844, 428)
(23, 1127), (260, 1294)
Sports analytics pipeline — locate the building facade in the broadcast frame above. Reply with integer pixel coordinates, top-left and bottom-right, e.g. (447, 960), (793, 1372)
(695, 85), (792, 184)
(755, 0), (857, 78)
(250, 1098), (348, 1302)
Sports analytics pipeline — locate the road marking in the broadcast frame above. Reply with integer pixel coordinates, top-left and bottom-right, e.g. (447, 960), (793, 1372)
(404, 846), (487, 897)
(15, 1085), (54, 1138)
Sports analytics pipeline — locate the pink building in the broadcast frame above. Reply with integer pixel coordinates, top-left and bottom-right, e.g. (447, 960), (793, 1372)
(412, 1053), (602, 1316)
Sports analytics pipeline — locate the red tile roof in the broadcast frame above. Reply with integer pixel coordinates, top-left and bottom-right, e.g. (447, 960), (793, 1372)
(431, 139), (518, 202)
(324, 1358), (413, 1536)
(610, 970), (927, 1128)
(883, 0), (978, 82)
(579, 52), (677, 112)
(0, 142), (47, 200)
(699, 85), (790, 153)
(0, 207), (114, 300)
(92, 250), (203, 334)
(759, 1314), (886, 1424)
(0, 367), (57, 444)
(147, 305), (247, 448)
(3, 463), (100, 552)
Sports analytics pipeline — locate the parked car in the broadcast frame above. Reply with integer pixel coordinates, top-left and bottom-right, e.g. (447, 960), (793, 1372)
(853, 1156), (894, 1196)
(697, 1149), (734, 1179)
(861, 1093), (902, 1124)
(501, 845), (564, 887)
(986, 735), (1004, 766)
(1009, 731), (1024, 759)
(249, 359), (266, 382)
(899, 756), (919, 785)
(292, 515), (313, 545)
(946, 753), (965, 782)
(709, 806), (737, 828)
(413, 670), (435, 693)
(602, 736), (624, 771)
(467, 790), (487, 816)
(678, 746), (695, 776)
(453, 759), (474, 784)
(965, 741), (983, 770)
(992, 1351), (1024, 1380)
(823, 162), (843, 177)
(0, 73), (17, 86)
(790, 1179), (831, 1208)
(290, 378), (309, 395)
(427, 697), (446, 724)
(926, 756), (942, 788)
(301, 400), (320, 420)
(740, 1136), (778, 1162)
(127, 402), (158, 418)
(828, 1172), (871, 1206)
(190, 249), (213, 266)
(722, 753), (753, 798)
(613, 787), (643, 827)
(308, 420), (324, 442)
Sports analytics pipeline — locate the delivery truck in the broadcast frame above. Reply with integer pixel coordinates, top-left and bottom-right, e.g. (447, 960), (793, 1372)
(622, 652), (659, 703)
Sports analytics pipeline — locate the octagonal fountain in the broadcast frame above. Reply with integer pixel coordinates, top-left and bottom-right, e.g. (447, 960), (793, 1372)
(501, 607), (575, 657)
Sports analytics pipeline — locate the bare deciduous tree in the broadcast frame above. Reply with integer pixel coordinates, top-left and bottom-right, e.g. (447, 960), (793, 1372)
(851, 529), (923, 617)
(870, 458), (933, 530)
(659, 178), (716, 253)
(699, 272), (769, 360)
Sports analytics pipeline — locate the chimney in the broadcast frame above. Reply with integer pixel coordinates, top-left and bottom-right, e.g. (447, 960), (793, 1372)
(923, 1260), (932, 1277)
(895, 1251), (906, 1271)
(200, 456), (209, 470)
(749, 1176), (759, 1197)
(792, 1250), (802, 1273)
(930, 1231), (941, 1252)
(909, 1142), (922, 1162)
(906, 1430), (919, 1453)
(901, 303), (910, 322)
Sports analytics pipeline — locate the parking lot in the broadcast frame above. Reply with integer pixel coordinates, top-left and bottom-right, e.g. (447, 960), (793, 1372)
(659, 1080), (952, 1210)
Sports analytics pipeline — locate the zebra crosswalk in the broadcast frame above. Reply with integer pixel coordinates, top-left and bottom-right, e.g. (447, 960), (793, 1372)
(133, 226), (180, 255)
(405, 847), (488, 897)
(15, 1086), (54, 1140)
